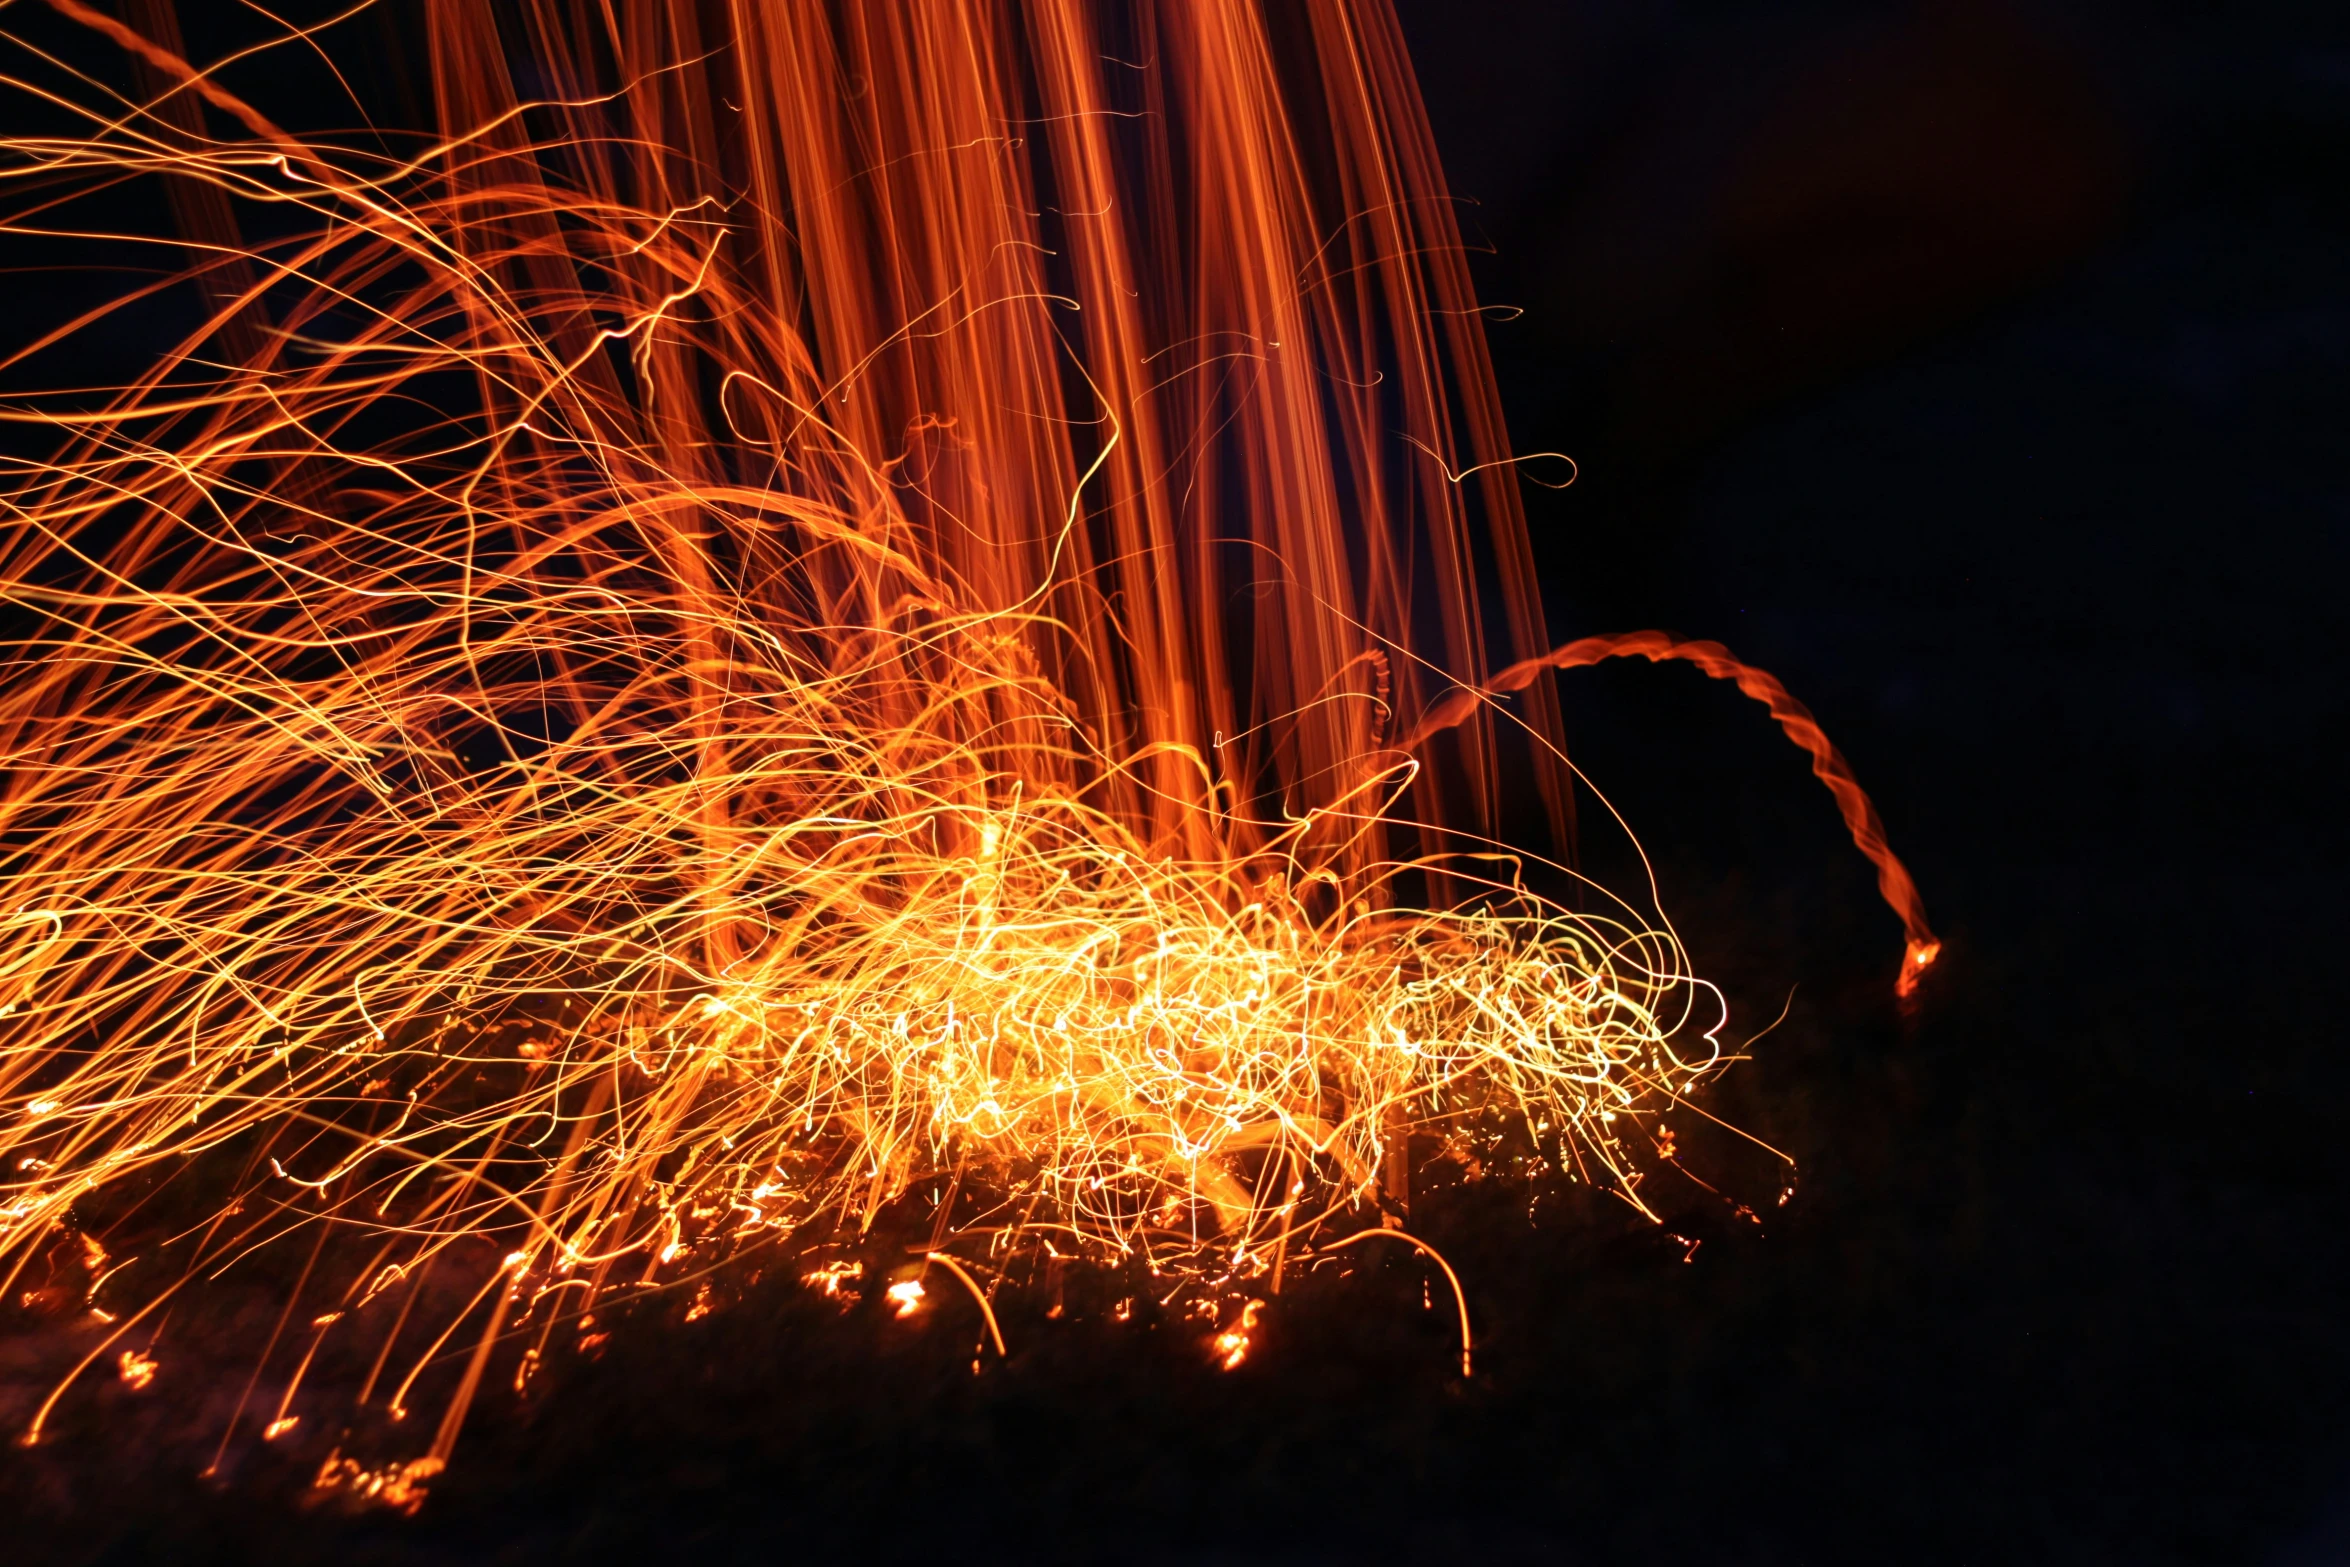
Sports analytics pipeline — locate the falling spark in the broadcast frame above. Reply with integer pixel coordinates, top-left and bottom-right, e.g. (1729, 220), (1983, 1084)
(0, 0), (1934, 1483)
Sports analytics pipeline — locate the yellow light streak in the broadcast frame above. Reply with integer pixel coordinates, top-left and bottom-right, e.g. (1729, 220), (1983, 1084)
(0, 1), (1930, 1494)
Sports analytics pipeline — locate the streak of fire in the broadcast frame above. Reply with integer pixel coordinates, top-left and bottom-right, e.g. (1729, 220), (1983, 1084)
(0, 0), (1927, 1495)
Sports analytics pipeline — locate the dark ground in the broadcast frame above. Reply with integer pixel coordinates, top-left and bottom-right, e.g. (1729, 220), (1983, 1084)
(6, 1), (2347, 1562)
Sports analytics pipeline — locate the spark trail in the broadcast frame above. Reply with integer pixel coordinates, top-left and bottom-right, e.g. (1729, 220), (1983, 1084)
(0, 0), (1931, 1487)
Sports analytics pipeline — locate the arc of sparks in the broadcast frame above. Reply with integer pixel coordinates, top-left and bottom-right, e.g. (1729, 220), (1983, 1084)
(1318, 1227), (1473, 1377)
(0, 0), (1930, 1482)
(924, 1251), (1009, 1361)
(1404, 631), (1941, 996)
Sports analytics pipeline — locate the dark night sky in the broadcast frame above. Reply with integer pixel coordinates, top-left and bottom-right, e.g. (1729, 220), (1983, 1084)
(1395, 0), (2350, 1559)
(7, 2), (2348, 1562)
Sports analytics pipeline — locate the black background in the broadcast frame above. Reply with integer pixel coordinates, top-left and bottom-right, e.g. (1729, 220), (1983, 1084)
(6, 2), (2347, 1562)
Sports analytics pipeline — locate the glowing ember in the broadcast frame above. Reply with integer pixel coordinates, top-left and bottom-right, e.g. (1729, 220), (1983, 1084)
(804, 1262), (866, 1302)
(1215, 1300), (1267, 1371)
(313, 1452), (444, 1517)
(116, 1350), (157, 1392)
(887, 1281), (929, 1320)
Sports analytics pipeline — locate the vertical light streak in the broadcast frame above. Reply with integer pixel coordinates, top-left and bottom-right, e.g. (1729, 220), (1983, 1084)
(0, 1), (1930, 1488)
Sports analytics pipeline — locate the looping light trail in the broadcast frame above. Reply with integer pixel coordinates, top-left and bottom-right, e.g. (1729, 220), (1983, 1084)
(1404, 631), (1941, 996)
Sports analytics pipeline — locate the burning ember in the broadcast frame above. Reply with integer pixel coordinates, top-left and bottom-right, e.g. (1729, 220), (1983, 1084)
(1214, 1300), (1266, 1371)
(115, 1349), (157, 1392)
(0, 0), (1931, 1497)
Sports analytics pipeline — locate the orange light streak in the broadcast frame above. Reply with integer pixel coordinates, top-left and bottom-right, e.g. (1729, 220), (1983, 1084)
(0, 0), (1931, 1485)
(1319, 1227), (1473, 1377)
(924, 1252), (1008, 1361)
(1404, 630), (1940, 995)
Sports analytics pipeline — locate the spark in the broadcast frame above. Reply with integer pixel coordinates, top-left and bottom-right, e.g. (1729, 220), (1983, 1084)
(1214, 1299), (1265, 1371)
(313, 1453), (443, 1517)
(0, 0), (1934, 1487)
(803, 1261), (864, 1302)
